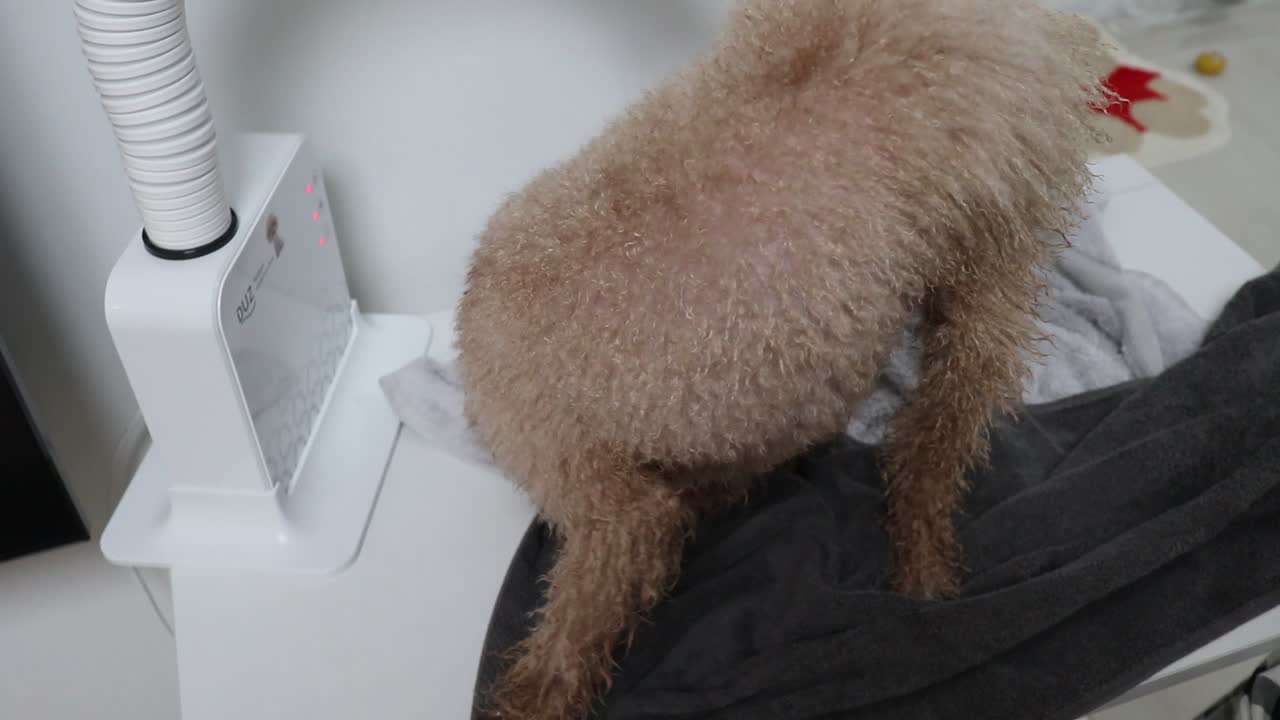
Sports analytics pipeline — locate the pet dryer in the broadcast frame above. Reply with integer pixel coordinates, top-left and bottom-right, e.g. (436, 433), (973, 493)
(76, 0), (426, 573)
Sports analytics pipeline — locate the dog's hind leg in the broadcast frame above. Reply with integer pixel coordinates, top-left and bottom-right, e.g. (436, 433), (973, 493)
(879, 252), (1045, 600)
(482, 459), (694, 720)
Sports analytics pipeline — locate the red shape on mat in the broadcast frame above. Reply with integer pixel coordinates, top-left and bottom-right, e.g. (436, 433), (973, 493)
(1093, 65), (1167, 133)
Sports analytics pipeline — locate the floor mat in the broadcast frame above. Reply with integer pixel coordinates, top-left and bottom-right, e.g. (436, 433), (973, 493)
(1088, 22), (1231, 168)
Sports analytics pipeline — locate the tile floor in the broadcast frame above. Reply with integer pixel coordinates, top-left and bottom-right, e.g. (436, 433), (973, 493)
(1080, 2), (1279, 718)
(1109, 0), (1280, 270)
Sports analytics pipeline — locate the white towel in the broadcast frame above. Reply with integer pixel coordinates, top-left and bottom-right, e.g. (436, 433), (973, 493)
(848, 201), (1206, 442)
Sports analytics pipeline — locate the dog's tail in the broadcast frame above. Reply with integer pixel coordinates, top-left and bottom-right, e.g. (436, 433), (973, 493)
(483, 463), (694, 720)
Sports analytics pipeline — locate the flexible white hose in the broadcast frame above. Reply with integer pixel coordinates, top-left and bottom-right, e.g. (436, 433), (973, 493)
(75, 0), (233, 254)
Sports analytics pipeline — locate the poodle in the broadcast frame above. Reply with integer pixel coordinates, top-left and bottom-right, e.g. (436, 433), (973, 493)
(455, 1), (1109, 717)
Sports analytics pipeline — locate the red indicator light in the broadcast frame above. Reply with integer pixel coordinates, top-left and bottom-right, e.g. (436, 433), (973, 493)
(318, 237), (327, 246)
(305, 184), (314, 193)
(312, 211), (321, 220)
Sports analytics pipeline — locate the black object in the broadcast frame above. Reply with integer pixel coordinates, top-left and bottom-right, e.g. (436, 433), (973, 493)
(473, 266), (1280, 719)
(0, 344), (88, 563)
(142, 208), (239, 261)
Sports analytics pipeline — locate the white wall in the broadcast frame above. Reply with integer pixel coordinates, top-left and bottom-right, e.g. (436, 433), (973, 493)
(184, 0), (734, 311)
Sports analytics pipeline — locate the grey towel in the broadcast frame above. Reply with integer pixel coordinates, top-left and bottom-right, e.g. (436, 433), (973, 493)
(473, 264), (1280, 720)
(381, 199), (1207, 455)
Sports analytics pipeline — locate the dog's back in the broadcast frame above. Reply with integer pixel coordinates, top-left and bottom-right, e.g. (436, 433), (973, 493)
(458, 0), (1105, 488)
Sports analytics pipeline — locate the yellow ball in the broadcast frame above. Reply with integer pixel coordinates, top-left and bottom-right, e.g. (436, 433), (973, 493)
(1195, 51), (1227, 76)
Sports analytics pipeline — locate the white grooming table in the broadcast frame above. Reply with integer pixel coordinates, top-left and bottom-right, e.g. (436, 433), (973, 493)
(166, 155), (1275, 720)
